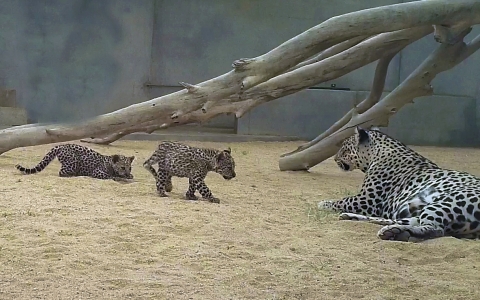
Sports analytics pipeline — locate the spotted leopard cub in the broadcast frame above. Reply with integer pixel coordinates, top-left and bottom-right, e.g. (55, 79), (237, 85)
(318, 127), (480, 242)
(16, 143), (135, 182)
(143, 141), (236, 203)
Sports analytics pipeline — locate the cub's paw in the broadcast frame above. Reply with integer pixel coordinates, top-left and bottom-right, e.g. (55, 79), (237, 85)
(206, 197), (220, 204)
(157, 191), (169, 197)
(186, 194), (198, 201)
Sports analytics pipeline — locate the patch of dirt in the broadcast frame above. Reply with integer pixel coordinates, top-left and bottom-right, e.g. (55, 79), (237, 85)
(0, 140), (479, 299)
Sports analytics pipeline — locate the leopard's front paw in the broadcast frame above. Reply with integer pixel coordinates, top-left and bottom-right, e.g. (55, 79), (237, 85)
(377, 225), (411, 242)
(339, 213), (369, 221)
(317, 200), (335, 210)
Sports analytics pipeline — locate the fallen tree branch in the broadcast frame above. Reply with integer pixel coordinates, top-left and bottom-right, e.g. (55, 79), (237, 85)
(81, 27), (431, 145)
(83, 38), (370, 145)
(278, 29), (480, 171)
(1, 1), (479, 153)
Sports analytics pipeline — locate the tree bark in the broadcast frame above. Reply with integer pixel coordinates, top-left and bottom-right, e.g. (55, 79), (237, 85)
(278, 29), (480, 171)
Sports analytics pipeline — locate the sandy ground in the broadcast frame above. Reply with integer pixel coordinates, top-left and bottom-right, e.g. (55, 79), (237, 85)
(0, 140), (480, 299)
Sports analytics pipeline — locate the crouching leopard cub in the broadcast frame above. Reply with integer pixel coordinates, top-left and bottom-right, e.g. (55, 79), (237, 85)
(16, 143), (135, 182)
(143, 141), (236, 203)
(318, 127), (480, 242)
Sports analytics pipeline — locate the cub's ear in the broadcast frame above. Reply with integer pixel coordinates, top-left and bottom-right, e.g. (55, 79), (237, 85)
(128, 156), (135, 163)
(355, 126), (369, 145)
(224, 147), (231, 154)
(112, 154), (120, 163)
(216, 151), (225, 162)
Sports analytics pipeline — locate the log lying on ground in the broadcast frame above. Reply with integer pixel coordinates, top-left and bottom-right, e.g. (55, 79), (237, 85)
(278, 29), (480, 171)
(81, 27), (431, 145)
(1, 0), (480, 154)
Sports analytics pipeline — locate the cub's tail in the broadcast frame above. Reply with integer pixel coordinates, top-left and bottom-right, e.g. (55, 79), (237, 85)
(16, 146), (60, 175)
(143, 154), (161, 177)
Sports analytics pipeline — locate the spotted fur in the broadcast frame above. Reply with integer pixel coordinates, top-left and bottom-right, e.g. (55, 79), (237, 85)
(143, 141), (236, 203)
(318, 127), (480, 242)
(16, 144), (135, 182)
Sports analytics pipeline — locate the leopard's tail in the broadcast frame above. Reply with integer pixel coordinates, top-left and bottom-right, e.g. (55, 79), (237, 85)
(143, 154), (160, 177)
(15, 146), (60, 175)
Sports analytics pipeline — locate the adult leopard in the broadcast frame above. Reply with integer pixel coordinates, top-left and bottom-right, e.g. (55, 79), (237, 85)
(16, 143), (135, 182)
(318, 127), (480, 242)
(143, 141), (236, 203)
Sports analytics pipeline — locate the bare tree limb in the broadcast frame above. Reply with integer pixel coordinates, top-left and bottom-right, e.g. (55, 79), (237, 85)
(83, 38), (370, 145)
(230, 27), (433, 115)
(278, 31), (480, 171)
(81, 27), (431, 145)
(288, 36), (369, 71)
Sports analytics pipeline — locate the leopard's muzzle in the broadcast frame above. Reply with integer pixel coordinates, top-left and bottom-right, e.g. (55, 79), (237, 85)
(337, 161), (351, 171)
(223, 172), (236, 180)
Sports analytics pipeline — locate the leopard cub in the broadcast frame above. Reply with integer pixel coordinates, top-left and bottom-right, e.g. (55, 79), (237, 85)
(16, 143), (134, 182)
(143, 141), (236, 203)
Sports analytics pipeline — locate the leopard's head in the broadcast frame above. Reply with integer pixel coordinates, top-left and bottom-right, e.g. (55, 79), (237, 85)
(214, 147), (236, 180)
(111, 155), (135, 178)
(334, 127), (376, 173)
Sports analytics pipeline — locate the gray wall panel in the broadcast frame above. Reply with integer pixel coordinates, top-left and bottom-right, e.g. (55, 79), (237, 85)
(384, 95), (478, 147)
(237, 89), (356, 139)
(0, 0), (154, 122)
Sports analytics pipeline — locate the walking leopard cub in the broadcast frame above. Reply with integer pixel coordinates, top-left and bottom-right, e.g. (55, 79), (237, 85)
(143, 141), (236, 203)
(318, 127), (480, 242)
(16, 143), (135, 182)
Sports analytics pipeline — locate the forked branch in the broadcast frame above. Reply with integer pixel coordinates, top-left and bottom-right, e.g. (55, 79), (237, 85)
(278, 31), (480, 171)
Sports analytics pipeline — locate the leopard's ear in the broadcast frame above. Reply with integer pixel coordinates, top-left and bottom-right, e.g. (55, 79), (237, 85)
(112, 154), (120, 163)
(216, 151), (225, 162)
(355, 126), (369, 145)
(128, 156), (135, 163)
(224, 147), (231, 154)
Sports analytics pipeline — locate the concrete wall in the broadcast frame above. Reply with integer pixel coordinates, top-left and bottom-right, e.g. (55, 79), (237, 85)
(0, 0), (154, 122)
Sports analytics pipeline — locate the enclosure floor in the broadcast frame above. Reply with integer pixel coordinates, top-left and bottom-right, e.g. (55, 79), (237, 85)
(1, 140), (480, 299)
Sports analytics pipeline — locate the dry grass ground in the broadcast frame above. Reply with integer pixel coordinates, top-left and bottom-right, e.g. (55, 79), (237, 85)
(0, 140), (480, 299)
